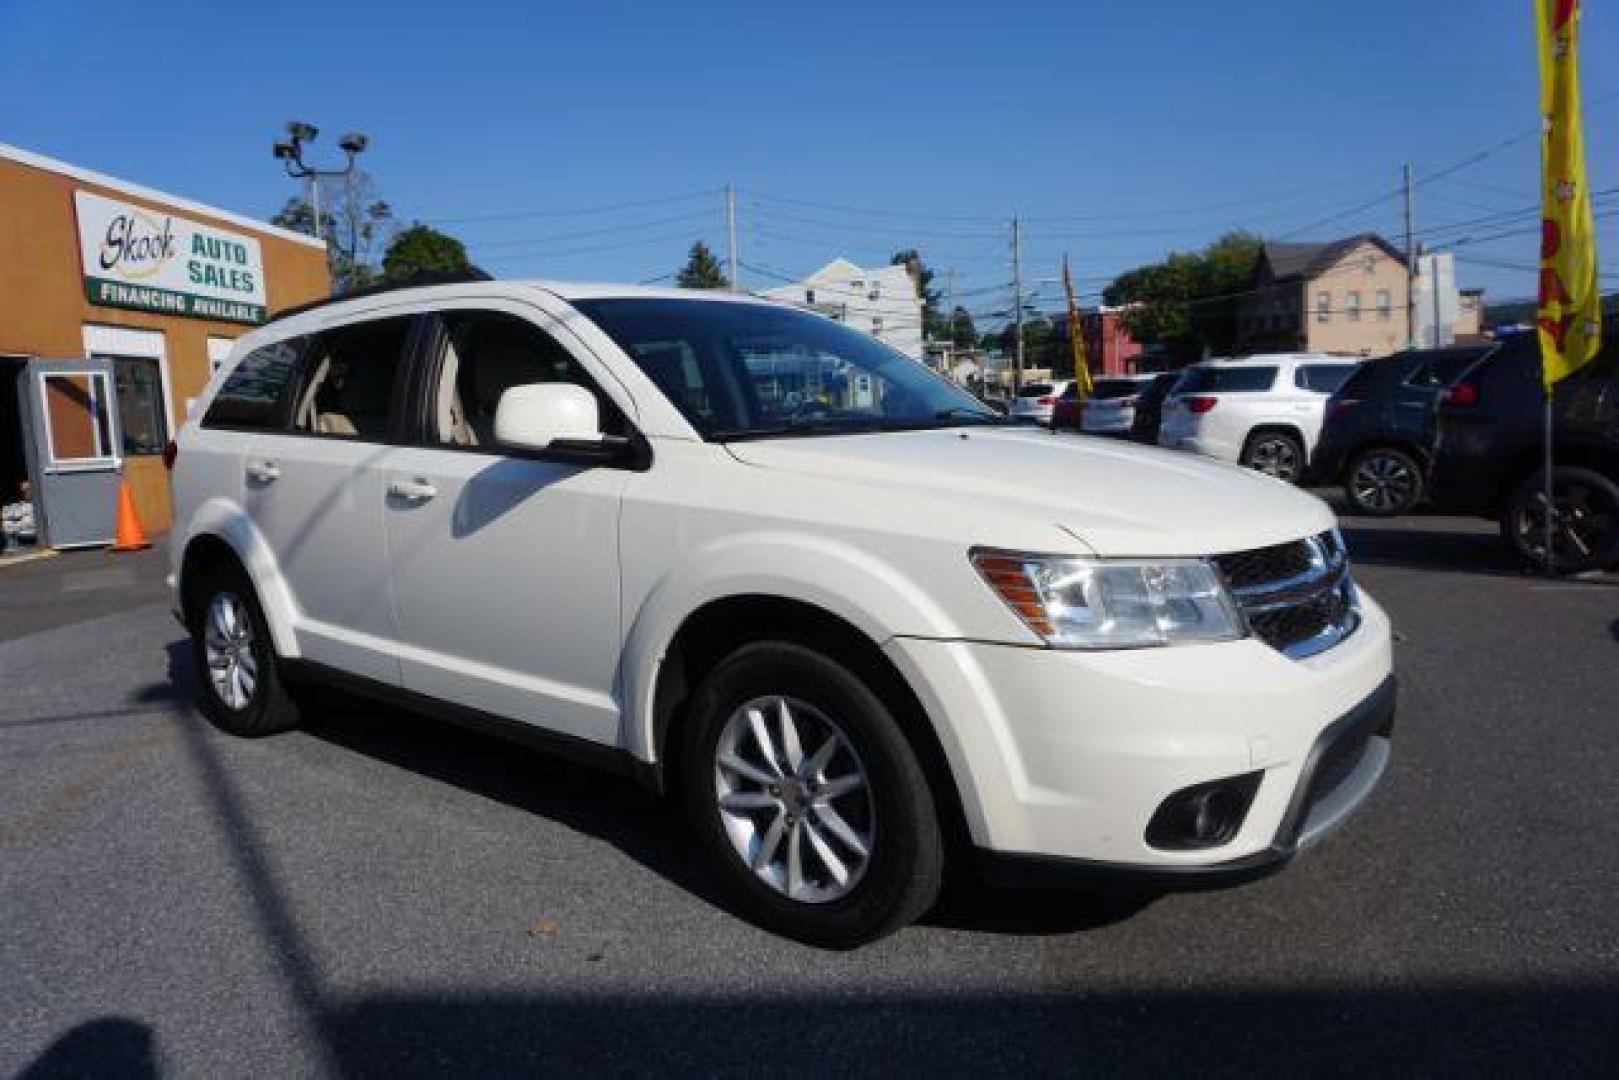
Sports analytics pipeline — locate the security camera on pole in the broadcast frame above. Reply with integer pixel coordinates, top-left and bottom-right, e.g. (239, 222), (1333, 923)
(271, 121), (369, 279)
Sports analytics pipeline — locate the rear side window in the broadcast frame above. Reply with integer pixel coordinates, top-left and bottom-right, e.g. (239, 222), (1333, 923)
(1090, 379), (1144, 399)
(1408, 348), (1489, 388)
(292, 317), (412, 439)
(1295, 364), (1357, 393)
(1177, 366), (1277, 393)
(203, 337), (305, 430)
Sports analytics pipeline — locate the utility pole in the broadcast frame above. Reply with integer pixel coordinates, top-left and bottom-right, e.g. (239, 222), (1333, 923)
(1011, 215), (1025, 394)
(725, 184), (740, 291)
(1402, 163), (1417, 347)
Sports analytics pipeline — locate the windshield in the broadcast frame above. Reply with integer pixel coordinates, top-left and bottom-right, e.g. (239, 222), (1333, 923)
(573, 298), (1001, 440)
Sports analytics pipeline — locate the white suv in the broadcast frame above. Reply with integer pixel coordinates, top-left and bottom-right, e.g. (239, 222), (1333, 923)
(1007, 379), (1072, 425)
(1158, 354), (1364, 482)
(169, 281), (1394, 946)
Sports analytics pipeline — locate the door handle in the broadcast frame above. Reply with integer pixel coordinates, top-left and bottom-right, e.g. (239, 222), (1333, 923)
(246, 461), (281, 483)
(388, 478), (438, 502)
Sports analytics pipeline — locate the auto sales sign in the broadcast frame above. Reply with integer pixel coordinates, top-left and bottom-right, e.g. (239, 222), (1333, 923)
(75, 190), (268, 324)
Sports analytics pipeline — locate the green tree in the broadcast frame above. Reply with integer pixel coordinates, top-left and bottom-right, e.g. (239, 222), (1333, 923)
(949, 305), (977, 348)
(382, 223), (473, 282)
(271, 170), (396, 293)
(676, 240), (729, 289)
(1103, 231), (1263, 359)
(891, 249), (947, 339)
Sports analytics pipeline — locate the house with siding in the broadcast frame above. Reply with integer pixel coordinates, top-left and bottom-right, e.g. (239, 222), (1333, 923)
(1238, 234), (1411, 356)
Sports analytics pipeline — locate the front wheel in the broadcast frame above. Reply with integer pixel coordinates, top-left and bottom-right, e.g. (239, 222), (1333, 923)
(1242, 430), (1305, 483)
(1501, 466), (1619, 574)
(679, 641), (944, 947)
(1345, 446), (1424, 516)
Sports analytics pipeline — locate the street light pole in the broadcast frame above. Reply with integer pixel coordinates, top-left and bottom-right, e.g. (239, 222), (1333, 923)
(1011, 215), (1025, 395)
(272, 122), (368, 284)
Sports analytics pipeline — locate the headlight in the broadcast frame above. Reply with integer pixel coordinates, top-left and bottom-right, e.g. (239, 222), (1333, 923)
(971, 549), (1245, 649)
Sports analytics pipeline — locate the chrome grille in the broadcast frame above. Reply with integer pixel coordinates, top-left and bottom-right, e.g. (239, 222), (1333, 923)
(1213, 530), (1359, 659)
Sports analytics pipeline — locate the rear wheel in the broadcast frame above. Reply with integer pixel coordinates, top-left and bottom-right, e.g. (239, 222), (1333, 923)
(188, 564), (301, 736)
(679, 641), (944, 948)
(1345, 446), (1424, 516)
(1242, 429), (1305, 483)
(1501, 466), (1619, 574)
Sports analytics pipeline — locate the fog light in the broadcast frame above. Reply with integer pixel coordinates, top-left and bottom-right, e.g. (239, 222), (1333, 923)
(1145, 772), (1263, 851)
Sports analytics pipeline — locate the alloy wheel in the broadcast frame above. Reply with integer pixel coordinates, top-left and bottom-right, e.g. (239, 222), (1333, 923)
(713, 695), (875, 904)
(1250, 437), (1301, 481)
(1350, 452), (1418, 513)
(1514, 480), (1616, 568)
(204, 591), (258, 710)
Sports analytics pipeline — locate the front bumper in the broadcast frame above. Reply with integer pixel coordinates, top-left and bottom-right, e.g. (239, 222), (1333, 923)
(882, 589), (1394, 873)
(977, 675), (1393, 889)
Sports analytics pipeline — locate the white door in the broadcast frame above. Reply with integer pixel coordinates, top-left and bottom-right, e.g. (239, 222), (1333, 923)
(244, 315), (416, 684)
(382, 308), (631, 745)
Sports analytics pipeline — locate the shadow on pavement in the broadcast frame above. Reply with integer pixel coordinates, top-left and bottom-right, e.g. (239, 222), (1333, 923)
(1338, 521), (1522, 575)
(17, 1017), (158, 1080)
(320, 981), (1619, 1075)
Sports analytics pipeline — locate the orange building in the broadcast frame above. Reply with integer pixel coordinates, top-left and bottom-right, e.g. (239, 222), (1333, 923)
(1, 143), (329, 545)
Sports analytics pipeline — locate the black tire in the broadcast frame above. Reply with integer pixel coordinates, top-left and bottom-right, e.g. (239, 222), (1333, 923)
(188, 563), (302, 736)
(1344, 446), (1425, 517)
(1241, 429), (1306, 484)
(678, 641), (944, 948)
(1500, 466), (1619, 574)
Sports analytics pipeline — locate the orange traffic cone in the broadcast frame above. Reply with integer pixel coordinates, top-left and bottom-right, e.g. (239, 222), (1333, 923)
(111, 481), (150, 552)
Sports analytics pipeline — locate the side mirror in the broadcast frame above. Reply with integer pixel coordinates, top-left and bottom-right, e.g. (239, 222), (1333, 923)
(494, 383), (602, 450)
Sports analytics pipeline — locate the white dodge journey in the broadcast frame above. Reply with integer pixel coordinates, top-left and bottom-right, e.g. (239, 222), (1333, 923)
(169, 278), (1395, 946)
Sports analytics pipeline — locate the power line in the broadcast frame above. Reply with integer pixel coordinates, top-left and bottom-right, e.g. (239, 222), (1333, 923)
(428, 187), (721, 226)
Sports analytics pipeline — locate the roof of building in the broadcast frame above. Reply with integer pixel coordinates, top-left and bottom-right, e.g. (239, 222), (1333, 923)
(1258, 233), (1406, 282)
(0, 141), (326, 250)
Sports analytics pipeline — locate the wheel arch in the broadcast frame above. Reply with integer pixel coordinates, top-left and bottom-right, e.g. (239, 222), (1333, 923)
(637, 592), (975, 856)
(177, 499), (300, 657)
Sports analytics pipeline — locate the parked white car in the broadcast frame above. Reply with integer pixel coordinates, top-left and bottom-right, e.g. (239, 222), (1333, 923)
(1080, 374), (1160, 436)
(1007, 379), (1072, 425)
(1158, 354), (1364, 482)
(169, 281), (1393, 946)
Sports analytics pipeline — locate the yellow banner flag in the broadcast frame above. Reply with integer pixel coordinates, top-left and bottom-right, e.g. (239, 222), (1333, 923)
(1063, 255), (1094, 398)
(1536, 0), (1603, 388)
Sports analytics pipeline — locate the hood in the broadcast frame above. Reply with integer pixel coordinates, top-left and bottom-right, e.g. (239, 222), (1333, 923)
(725, 426), (1335, 557)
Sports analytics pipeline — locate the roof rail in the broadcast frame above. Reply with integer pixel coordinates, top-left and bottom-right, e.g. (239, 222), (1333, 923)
(268, 267), (494, 323)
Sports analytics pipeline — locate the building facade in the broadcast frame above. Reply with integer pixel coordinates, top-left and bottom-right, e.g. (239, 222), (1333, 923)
(1052, 306), (1144, 376)
(1, 144), (329, 543)
(760, 258), (925, 360)
(1238, 234), (1411, 356)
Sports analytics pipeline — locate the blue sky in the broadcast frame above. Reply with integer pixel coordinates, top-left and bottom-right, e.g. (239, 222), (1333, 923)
(2, 0), (1615, 320)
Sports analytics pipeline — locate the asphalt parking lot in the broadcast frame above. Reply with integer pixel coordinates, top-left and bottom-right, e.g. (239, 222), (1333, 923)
(3, 506), (1617, 1077)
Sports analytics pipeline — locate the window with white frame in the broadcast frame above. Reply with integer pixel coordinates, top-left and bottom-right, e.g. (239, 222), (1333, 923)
(83, 325), (171, 457)
(1316, 291), (1331, 323)
(1376, 289), (1392, 320)
(1346, 291), (1362, 322)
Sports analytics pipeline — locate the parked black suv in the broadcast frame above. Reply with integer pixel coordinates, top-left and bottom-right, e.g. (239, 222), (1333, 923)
(1430, 332), (1619, 572)
(1313, 345), (1491, 515)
